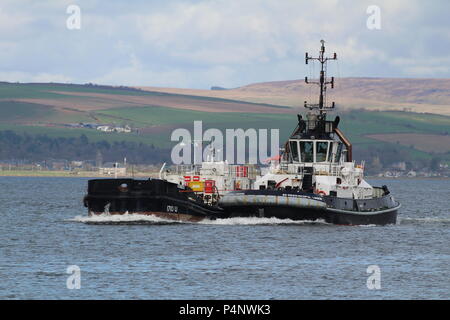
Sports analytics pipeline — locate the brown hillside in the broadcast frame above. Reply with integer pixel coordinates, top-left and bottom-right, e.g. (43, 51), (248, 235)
(137, 77), (450, 115)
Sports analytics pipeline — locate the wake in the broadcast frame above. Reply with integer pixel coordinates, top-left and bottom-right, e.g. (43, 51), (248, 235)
(199, 217), (328, 226)
(69, 213), (180, 225)
(69, 213), (329, 226)
(398, 216), (450, 225)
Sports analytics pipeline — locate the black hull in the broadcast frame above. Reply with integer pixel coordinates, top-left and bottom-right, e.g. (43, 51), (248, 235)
(84, 179), (400, 226)
(221, 205), (398, 225)
(218, 189), (400, 225)
(84, 178), (225, 222)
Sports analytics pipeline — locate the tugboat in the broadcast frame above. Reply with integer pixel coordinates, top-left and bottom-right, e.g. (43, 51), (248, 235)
(83, 40), (400, 225)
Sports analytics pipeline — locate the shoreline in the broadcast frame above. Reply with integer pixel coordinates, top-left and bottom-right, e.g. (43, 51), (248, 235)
(0, 170), (448, 180)
(0, 170), (159, 178)
(366, 176), (450, 180)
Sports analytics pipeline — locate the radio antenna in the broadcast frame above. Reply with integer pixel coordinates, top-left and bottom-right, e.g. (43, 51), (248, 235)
(304, 40), (337, 117)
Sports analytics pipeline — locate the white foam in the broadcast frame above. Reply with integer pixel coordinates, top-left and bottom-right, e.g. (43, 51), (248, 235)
(69, 213), (182, 224)
(69, 213), (329, 226)
(399, 216), (450, 224)
(199, 217), (328, 226)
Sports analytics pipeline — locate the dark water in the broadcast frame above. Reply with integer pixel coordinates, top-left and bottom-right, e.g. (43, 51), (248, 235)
(0, 176), (448, 299)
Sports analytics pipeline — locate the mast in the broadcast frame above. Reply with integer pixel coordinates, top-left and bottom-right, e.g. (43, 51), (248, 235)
(304, 40), (337, 117)
(284, 40), (349, 162)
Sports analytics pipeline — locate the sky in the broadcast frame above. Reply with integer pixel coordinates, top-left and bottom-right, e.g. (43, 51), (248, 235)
(1, 0), (450, 89)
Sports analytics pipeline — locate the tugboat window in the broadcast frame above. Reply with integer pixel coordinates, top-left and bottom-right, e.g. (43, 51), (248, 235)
(316, 141), (328, 162)
(289, 141), (299, 162)
(300, 141), (313, 162)
(334, 143), (343, 163)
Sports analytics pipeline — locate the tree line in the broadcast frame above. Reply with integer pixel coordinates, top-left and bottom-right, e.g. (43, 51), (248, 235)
(0, 130), (444, 171)
(0, 131), (171, 164)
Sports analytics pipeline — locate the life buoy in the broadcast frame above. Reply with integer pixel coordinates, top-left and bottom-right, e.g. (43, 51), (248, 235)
(314, 189), (327, 196)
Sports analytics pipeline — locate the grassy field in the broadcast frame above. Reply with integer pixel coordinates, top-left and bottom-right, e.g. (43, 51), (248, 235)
(0, 101), (57, 122)
(366, 133), (450, 153)
(0, 82), (290, 108)
(0, 123), (166, 146)
(95, 105), (294, 127)
(0, 100), (95, 124)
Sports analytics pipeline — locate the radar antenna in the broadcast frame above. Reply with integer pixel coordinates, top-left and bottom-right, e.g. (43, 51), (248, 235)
(304, 40), (337, 117)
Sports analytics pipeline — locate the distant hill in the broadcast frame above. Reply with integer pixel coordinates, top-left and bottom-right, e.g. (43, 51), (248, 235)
(0, 82), (290, 117)
(139, 77), (450, 116)
(0, 80), (449, 167)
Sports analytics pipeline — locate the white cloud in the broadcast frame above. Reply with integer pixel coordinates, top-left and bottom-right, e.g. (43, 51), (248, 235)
(391, 57), (450, 76)
(89, 52), (236, 88)
(0, 71), (73, 83)
(0, 0), (449, 88)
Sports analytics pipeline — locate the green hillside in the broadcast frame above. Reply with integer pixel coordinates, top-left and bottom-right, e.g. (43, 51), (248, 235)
(0, 82), (290, 108)
(0, 101), (57, 121)
(0, 82), (449, 167)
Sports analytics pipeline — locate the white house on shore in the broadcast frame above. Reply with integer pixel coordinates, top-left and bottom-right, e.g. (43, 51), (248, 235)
(99, 162), (126, 175)
(97, 125), (131, 133)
